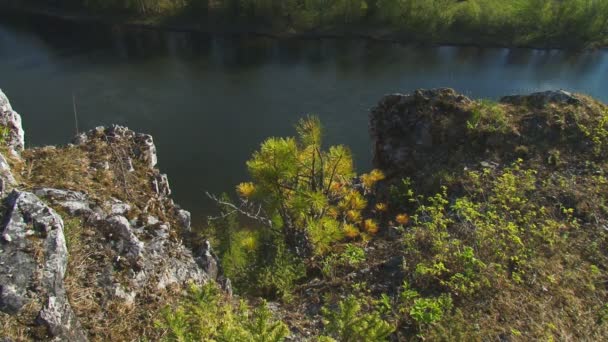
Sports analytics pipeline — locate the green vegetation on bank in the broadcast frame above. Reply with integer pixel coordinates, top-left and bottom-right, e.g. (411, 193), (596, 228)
(19, 0), (608, 48)
(5, 88), (608, 340)
(156, 92), (608, 340)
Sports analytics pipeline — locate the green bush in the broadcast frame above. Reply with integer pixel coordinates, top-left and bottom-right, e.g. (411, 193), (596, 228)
(466, 100), (510, 133)
(236, 116), (382, 256)
(208, 206), (305, 300)
(157, 283), (289, 341)
(321, 295), (394, 341)
(409, 295), (453, 326)
(32, 0), (608, 47)
(321, 243), (366, 279)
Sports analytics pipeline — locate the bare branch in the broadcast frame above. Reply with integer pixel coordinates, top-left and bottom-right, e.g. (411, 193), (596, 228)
(205, 192), (273, 227)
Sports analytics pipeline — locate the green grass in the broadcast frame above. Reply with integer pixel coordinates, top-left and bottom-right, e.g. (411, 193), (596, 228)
(23, 0), (608, 48)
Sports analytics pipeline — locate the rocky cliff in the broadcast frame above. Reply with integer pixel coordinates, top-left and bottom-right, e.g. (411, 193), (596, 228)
(370, 88), (594, 192)
(0, 89), (226, 341)
(271, 88), (608, 340)
(4, 86), (608, 341)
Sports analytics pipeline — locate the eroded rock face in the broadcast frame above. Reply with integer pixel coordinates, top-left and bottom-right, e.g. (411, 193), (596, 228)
(0, 190), (87, 341)
(0, 89), (25, 153)
(73, 125), (157, 169)
(370, 88), (592, 195)
(370, 88), (473, 178)
(0, 89), (227, 340)
(500, 90), (581, 107)
(34, 188), (96, 217)
(34, 187), (216, 299)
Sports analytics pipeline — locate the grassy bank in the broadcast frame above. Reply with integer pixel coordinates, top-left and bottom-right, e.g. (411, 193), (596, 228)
(173, 89), (608, 340)
(5, 0), (608, 49)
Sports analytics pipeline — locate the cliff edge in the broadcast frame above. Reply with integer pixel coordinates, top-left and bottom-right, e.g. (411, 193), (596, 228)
(0, 89), (226, 341)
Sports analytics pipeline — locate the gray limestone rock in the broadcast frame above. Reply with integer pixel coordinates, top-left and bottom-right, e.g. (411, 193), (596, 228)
(0, 152), (16, 195)
(0, 89), (25, 153)
(0, 190), (87, 341)
(34, 188), (93, 217)
(193, 240), (220, 281)
(176, 209), (191, 232)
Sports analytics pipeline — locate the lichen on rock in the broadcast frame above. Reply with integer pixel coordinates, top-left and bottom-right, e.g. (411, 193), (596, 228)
(0, 190), (87, 341)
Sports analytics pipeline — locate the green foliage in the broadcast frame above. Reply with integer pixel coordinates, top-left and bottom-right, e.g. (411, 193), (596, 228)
(207, 99), (608, 341)
(208, 200), (305, 300)
(579, 109), (608, 156)
(77, 0), (191, 14)
(240, 115), (379, 256)
(157, 283), (289, 341)
(390, 151), (608, 339)
(408, 294), (453, 326)
(244, 301), (291, 342)
(0, 125), (9, 146)
(255, 240), (306, 301)
(210, 117), (384, 302)
(466, 100), (510, 133)
(376, 0), (459, 38)
(321, 295), (395, 342)
(35, 0), (608, 47)
(206, 200), (258, 292)
(62, 216), (84, 250)
(599, 303), (608, 324)
(321, 244), (366, 279)
(340, 244), (366, 266)
(402, 161), (549, 297)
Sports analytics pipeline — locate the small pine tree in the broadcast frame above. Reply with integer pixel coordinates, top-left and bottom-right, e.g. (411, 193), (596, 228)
(239, 115), (367, 256)
(321, 295), (395, 341)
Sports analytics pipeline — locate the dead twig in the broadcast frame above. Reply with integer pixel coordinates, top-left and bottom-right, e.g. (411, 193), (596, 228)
(205, 191), (273, 227)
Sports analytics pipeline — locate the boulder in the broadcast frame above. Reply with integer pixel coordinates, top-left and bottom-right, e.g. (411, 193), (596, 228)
(0, 190), (87, 341)
(34, 188), (94, 217)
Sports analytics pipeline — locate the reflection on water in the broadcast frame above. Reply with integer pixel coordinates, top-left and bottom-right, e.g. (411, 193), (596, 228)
(1, 11), (608, 224)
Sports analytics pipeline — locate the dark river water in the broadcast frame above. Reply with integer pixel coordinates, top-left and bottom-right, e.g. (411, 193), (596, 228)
(1, 12), (608, 225)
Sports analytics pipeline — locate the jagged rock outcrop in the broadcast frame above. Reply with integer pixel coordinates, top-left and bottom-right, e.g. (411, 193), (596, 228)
(0, 91), (226, 341)
(73, 125), (158, 169)
(0, 191), (87, 341)
(34, 187), (213, 292)
(0, 89), (24, 153)
(370, 88), (473, 182)
(500, 89), (581, 107)
(370, 88), (595, 191)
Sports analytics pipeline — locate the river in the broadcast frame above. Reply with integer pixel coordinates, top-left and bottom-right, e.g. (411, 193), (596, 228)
(1, 12), (608, 224)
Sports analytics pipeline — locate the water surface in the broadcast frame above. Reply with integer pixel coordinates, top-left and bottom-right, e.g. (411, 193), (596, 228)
(1, 13), (608, 224)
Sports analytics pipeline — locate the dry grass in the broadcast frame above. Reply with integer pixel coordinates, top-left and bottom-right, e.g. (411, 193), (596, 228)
(0, 217), (51, 341)
(0, 294), (46, 341)
(1, 133), (192, 341)
(16, 135), (182, 225)
(60, 210), (185, 341)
